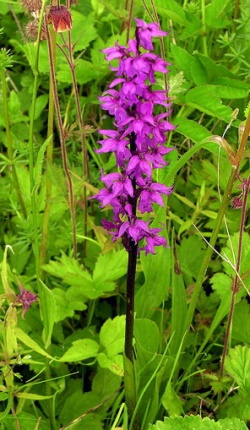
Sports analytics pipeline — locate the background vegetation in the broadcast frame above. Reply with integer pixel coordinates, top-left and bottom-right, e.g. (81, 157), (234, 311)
(0, 0), (249, 429)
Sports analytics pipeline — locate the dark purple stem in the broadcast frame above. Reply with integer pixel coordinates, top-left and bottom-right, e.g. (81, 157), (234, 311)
(125, 132), (138, 361)
(125, 239), (138, 361)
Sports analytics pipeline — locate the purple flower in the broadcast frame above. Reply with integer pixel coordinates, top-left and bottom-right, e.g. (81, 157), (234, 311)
(17, 285), (37, 318)
(134, 18), (168, 51)
(95, 19), (175, 255)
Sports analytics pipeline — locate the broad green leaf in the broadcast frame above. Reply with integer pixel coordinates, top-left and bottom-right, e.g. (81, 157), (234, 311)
(99, 315), (125, 357)
(173, 118), (212, 145)
(92, 367), (121, 398)
(193, 53), (235, 82)
(185, 86), (233, 122)
(57, 59), (100, 84)
(39, 280), (56, 349)
(153, 0), (188, 25)
(59, 339), (99, 362)
(178, 236), (207, 281)
(219, 393), (250, 422)
(51, 287), (87, 323)
(93, 249), (128, 283)
(70, 10), (97, 52)
(171, 44), (194, 81)
(134, 319), (160, 354)
(14, 327), (52, 358)
(97, 352), (124, 376)
(136, 243), (171, 319)
(1, 412), (48, 430)
(225, 345), (250, 392)
(206, 0), (231, 28)
(232, 300), (250, 343)
(161, 383), (183, 417)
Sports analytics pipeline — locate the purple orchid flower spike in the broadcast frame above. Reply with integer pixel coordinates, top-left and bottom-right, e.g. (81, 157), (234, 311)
(95, 18), (175, 255)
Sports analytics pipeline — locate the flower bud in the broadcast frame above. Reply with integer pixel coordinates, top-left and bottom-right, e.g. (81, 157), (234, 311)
(48, 5), (72, 33)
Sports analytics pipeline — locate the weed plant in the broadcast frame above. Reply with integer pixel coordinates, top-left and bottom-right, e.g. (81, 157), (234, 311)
(0, 0), (249, 429)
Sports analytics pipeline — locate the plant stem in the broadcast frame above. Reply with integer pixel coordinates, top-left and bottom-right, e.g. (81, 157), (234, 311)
(1, 68), (27, 218)
(219, 177), (250, 376)
(28, 0), (48, 283)
(200, 0), (208, 56)
(125, 242), (138, 361)
(62, 28), (90, 258)
(40, 30), (56, 274)
(46, 20), (77, 259)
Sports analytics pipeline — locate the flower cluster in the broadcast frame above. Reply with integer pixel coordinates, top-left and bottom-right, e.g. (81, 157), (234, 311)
(95, 19), (175, 255)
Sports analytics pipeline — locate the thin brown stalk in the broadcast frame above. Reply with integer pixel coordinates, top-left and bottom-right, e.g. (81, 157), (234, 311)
(46, 19), (77, 259)
(219, 178), (250, 376)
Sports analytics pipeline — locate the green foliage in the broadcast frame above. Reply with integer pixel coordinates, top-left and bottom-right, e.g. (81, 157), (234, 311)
(147, 416), (248, 430)
(0, 0), (249, 429)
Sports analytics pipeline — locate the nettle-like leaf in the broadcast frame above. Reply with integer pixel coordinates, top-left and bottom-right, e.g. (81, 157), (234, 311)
(147, 415), (248, 430)
(51, 287), (87, 322)
(43, 250), (127, 304)
(225, 345), (250, 392)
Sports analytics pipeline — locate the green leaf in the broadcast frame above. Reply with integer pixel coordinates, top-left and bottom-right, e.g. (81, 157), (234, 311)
(136, 244), (171, 319)
(99, 315), (125, 357)
(219, 393), (250, 422)
(225, 345), (250, 392)
(51, 287), (87, 323)
(148, 415), (248, 429)
(71, 10), (97, 51)
(39, 280), (56, 349)
(14, 327), (52, 358)
(59, 339), (99, 362)
(134, 319), (160, 354)
(1, 412), (48, 430)
(93, 249), (128, 283)
(185, 86), (233, 122)
(154, 0), (188, 25)
(59, 387), (103, 430)
(15, 392), (53, 400)
(31, 94), (48, 120)
(171, 44), (194, 81)
(206, 0), (231, 28)
(161, 383), (183, 417)
(32, 135), (53, 195)
(172, 118), (212, 145)
(97, 352), (124, 376)
(232, 300), (250, 343)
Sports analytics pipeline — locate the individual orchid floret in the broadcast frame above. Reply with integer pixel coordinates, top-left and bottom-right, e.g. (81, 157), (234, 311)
(95, 18), (175, 255)
(134, 18), (168, 50)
